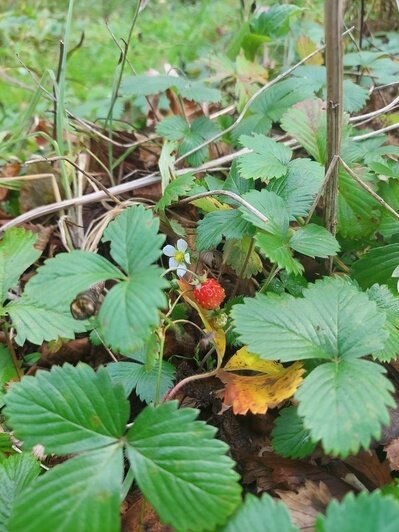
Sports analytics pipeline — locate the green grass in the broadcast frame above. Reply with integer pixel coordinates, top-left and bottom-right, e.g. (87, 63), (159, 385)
(0, 0), (241, 123)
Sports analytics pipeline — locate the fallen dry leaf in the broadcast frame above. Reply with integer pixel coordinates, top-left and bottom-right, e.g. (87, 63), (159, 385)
(385, 438), (399, 471)
(344, 450), (392, 488)
(276, 480), (332, 531)
(216, 346), (304, 415)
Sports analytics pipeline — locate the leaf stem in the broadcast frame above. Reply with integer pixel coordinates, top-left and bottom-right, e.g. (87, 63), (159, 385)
(259, 265), (280, 294)
(4, 327), (23, 380)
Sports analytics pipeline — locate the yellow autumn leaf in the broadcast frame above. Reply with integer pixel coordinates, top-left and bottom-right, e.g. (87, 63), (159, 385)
(296, 35), (323, 65)
(217, 346), (304, 415)
(177, 279), (226, 366)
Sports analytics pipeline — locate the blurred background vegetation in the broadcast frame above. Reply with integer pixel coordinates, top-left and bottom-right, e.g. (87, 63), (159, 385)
(0, 0), (245, 123)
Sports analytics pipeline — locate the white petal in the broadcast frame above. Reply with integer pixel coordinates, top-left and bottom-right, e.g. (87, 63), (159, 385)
(184, 253), (191, 264)
(177, 266), (187, 277)
(163, 245), (176, 257)
(169, 257), (179, 269)
(176, 239), (188, 252)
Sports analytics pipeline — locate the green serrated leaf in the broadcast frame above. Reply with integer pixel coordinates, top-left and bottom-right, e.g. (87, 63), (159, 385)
(106, 360), (175, 403)
(223, 236), (263, 278)
(223, 493), (299, 532)
(238, 134), (292, 181)
(255, 232), (303, 275)
(368, 284), (399, 362)
(9, 445), (123, 532)
(102, 204), (165, 274)
(6, 297), (87, 346)
(338, 171), (382, 238)
(240, 189), (289, 236)
(0, 453), (40, 531)
(99, 269), (167, 354)
(179, 80), (221, 103)
(289, 224), (340, 258)
(281, 98), (327, 164)
(156, 115), (188, 140)
(126, 401), (241, 532)
(156, 173), (195, 211)
(232, 276), (387, 362)
(272, 406), (317, 459)
(0, 228), (41, 303)
(23, 251), (122, 312)
(267, 158), (323, 219)
(252, 5), (302, 38)
(297, 359), (394, 456)
(316, 490), (399, 532)
(351, 244), (399, 291)
(196, 209), (254, 251)
(4, 364), (129, 454)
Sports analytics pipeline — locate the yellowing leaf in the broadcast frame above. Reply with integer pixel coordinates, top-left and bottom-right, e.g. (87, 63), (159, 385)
(217, 347), (304, 415)
(296, 35), (323, 65)
(178, 279), (226, 366)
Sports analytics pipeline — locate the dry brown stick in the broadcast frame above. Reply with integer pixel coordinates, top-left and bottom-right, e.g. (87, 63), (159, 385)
(339, 157), (399, 222)
(305, 155), (339, 224)
(323, 0), (344, 273)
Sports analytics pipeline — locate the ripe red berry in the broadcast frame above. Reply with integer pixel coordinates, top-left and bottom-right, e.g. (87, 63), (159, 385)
(193, 279), (225, 310)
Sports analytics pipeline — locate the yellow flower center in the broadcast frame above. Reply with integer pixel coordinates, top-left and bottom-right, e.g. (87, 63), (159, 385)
(175, 251), (185, 263)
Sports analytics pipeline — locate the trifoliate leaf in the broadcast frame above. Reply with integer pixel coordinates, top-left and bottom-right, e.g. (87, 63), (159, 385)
(223, 493), (299, 532)
(196, 209), (254, 251)
(232, 276), (388, 362)
(126, 401), (241, 532)
(338, 171), (382, 238)
(255, 232), (304, 275)
(238, 134), (292, 181)
(0, 227), (41, 303)
(223, 237), (263, 278)
(6, 296), (87, 346)
(217, 347), (304, 415)
(289, 224), (340, 258)
(98, 269), (168, 354)
(102, 204), (165, 274)
(177, 116), (219, 166)
(272, 406), (317, 459)
(0, 453), (40, 531)
(9, 445), (123, 532)
(156, 115), (188, 140)
(240, 189), (289, 235)
(281, 99), (327, 164)
(316, 490), (399, 532)
(351, 244), (399, 291)
(368, 284), (399, 362)
(106, 359), (175, 403)
(23, 250), (122, 312)
(268, 158), (323, 219)
(156, 173), (195, 211)
(4, 364), (129, 454)
(297, 358), (394, 456)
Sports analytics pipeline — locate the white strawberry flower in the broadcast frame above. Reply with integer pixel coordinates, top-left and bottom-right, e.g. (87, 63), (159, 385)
(163, 239), (191, 277)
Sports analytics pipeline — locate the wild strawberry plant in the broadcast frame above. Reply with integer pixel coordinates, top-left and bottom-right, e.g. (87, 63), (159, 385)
(1, 1), (399, 530)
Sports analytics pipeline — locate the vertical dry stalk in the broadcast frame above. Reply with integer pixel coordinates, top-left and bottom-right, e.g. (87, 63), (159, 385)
(324, 0), (344, 271)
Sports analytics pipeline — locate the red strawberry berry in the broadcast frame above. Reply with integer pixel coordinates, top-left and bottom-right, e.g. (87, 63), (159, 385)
(193, 279), (225, 310)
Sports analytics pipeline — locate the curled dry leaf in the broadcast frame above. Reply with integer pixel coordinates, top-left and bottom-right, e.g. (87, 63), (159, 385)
(216, 346), (304, 415)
